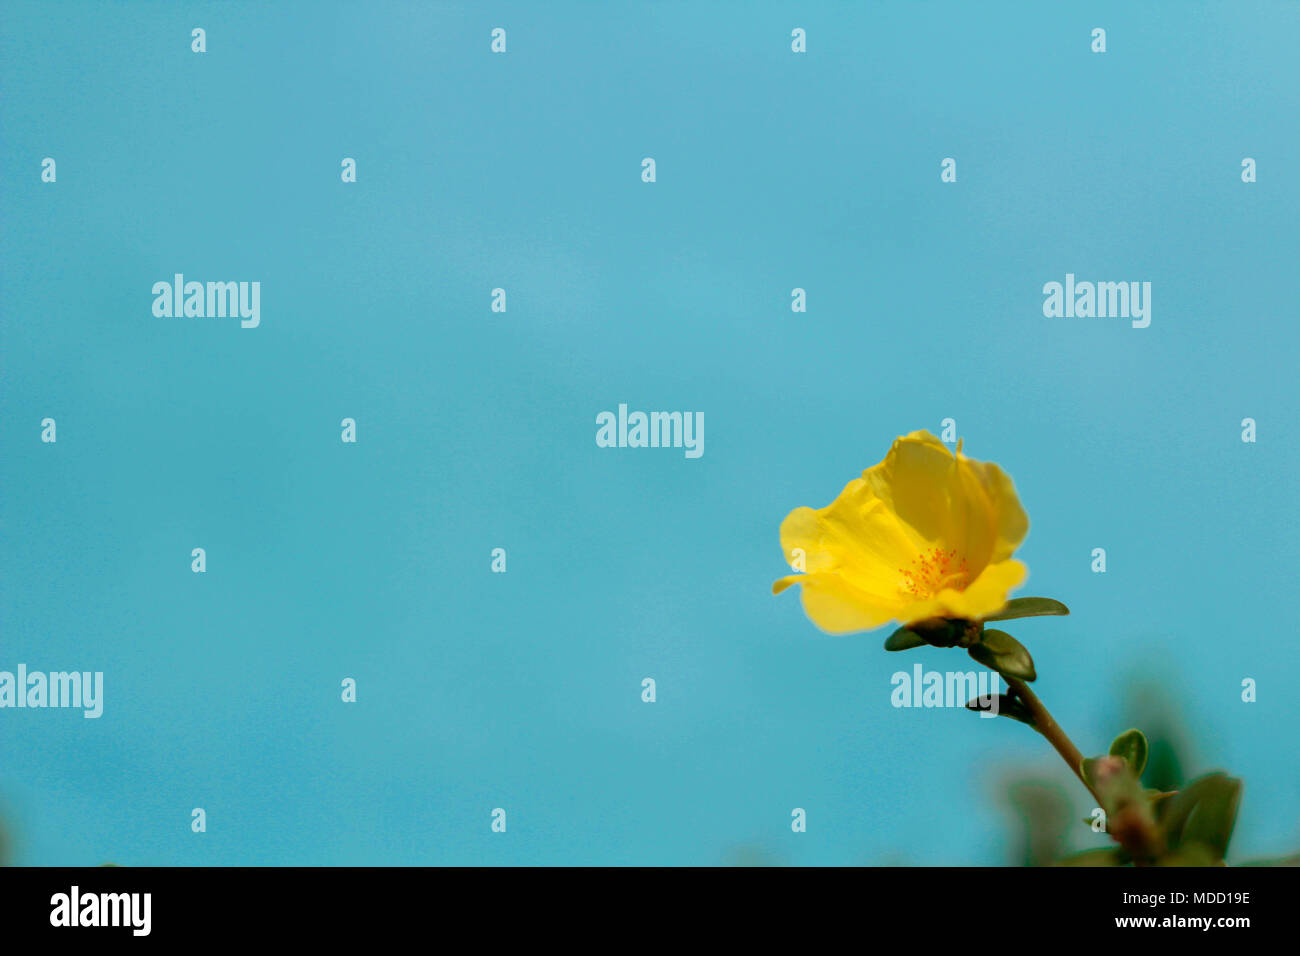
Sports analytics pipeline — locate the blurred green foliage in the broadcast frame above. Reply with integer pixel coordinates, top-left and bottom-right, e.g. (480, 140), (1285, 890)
(1001, 673), (1296, 866)
(998, 674), (1193, 866)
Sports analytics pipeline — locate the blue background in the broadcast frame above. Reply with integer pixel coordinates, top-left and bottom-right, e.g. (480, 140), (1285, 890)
(2, 1), (1297, 866)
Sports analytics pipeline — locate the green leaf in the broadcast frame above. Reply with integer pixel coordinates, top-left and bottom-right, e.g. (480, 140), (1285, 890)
(1109, 728), (1149, 778)
(1056, 848), (1126, 867)
(883, 627), (926, 652)
(1162, 773), (1242, 861)
(964, 693), (1036, 726)
(1145, 789), (1178, 823)
(967, 629), (1036, 681)
(982, 597), (1070, 622)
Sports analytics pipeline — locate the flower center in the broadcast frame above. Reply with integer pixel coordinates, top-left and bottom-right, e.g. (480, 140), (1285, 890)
(898, 546), (970, 599)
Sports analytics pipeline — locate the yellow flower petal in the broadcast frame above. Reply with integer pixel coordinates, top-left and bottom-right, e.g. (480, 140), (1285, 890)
(956, 454), (1029, 565)
(778, 481), (918, 603)
(774, 431), (1031, 634)
(954, 558), (1028, 618)
(890, 559), (1027, 625)
(777, 572), (900, 635)
(863, 430), (1001, 573)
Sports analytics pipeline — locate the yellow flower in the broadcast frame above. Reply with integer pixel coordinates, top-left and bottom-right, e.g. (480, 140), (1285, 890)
(773, 430), (1029, 634)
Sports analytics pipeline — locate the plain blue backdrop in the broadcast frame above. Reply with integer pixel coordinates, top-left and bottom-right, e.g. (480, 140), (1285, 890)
(2, 1), (1297, 865)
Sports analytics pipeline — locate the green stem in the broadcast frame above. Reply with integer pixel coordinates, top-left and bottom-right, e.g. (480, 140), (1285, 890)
(1004, 676), (1099, 803)
(1005, 677), (1163, 863)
